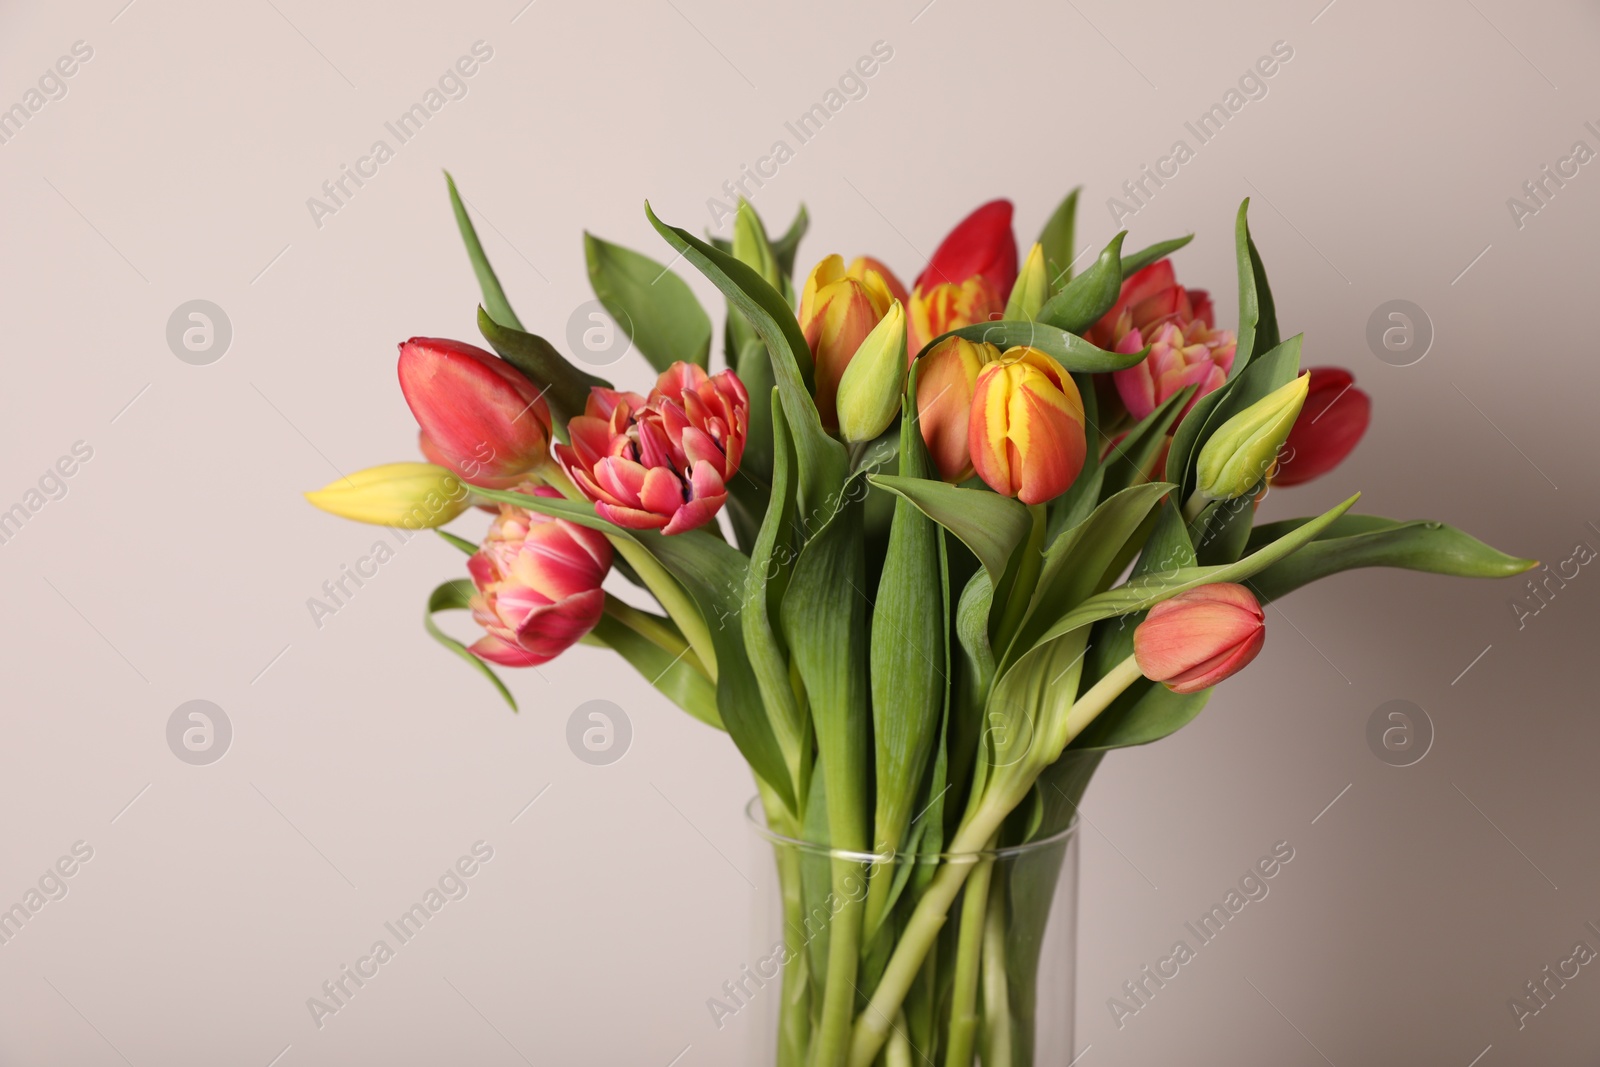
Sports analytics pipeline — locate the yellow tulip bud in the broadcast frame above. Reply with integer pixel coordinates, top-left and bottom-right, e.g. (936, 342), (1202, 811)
(1194, 373), (1311, 501)
(305, 463), (470, 529)
(835, 300), (907, 443)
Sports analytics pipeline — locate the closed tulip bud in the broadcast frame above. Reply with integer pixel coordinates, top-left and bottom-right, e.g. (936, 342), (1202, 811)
(1194, 373), (1310, 501)
(1273, 366), (1371, 487)
(397, 337), (553, 488)
(848, 256), (909, 307)
(835, 301), (907, 443)
(968, 346), (1088, 505)
(914, 336), (1000, 482)
(732, 200), (782, 290)
(1002, 243), (1049, 321)
(304, 462), (470, 529)
(908, 275), (1006, 356)
(798, 255), (896, 429)
(1134, 583), (1265, 694)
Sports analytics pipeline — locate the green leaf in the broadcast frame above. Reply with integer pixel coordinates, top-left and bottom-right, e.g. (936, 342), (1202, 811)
(424, 579), (515, 711)
(588, 612), (721, 729)
(1232, 199), (1280, 374)
(771, 203), (810, 282)
(1098, 385), (1194, 499)
(1023, 493), (1361, 651)
(870, 399), (948, 856)
(436, 529), (476, 555)
(476, 307), (610, 432)
(1037, 188), (1080, 294)
(780, 479), (871, 854)
(927, 321), (1148, 373)
(1167, 333), (1302, 496)
(644, 203), (848, 521)
(1192, 493), (1257, 567)
(1121, 233), (1195, 277)
(869, 476), (1032, 587)
(1071, 683), (1212, 752)
(584, 232), (713, 370)
(1246, 517), (1537, 603)
(742, 395), (807, 776)
(1036, 231), (1126, 335)
(445, 172), (522, 330)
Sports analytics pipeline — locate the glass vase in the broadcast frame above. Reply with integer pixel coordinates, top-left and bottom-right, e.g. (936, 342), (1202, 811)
(745, 798), (1080, 1067)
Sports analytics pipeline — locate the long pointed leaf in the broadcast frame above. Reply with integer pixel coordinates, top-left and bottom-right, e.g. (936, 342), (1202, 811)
(445, 172), (522, 330)
(869, 476), (1031, 586)
(584, 232), (713, 370)
(425, 579), (515, 710)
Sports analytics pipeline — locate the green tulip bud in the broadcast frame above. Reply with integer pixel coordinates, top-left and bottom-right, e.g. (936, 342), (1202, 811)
(1003, 242), (1049, 321)
(1194, 373), (1310, 500)
(835, 300), (907, 443)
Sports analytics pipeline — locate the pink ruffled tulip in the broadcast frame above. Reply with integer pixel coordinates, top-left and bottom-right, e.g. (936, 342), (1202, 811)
(467, 487), (612, 667)
(1273, 366), (1371, 487)
(1089, 261), (1236, 422)
(1134, 584), (1265, 694)
(557, 362), (748, 535)
(398, 337), (552, 488)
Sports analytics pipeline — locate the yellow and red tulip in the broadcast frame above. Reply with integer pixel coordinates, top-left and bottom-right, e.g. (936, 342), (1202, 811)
(467, 487), (613, 667)
(908, 275), (1006, 357)
(798, 254), (898, 429)
(1273, 367), (1371, 487)
(397, 337), (553, 488)
(967, 346), (1087, 505)
(914, 336), (1000, 482)
(556, 361), (749, 535)
(1134, 583), (1265, 694)
(304, 462), (470, 529)
(906, 199), (1019, 355)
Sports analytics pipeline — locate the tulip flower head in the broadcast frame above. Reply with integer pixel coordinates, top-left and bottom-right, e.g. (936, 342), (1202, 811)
(968, 346), (1087, 505)
(397, 337), (553, 488)
(305, 462), (470, 529)
(1092, 261), (1236, 422)
(557, 362), (749, 535)
(799, 255), (899, 429)
(1134, 583), (1265, 694)
(908, 275), (1006, 357)
(1273, 366), (1371, 487)
(914, 336), (1001, 482)
(835, 300), (908, 444)
(1194, 373), (1310, 501)
(467, 487), (613, 667)
(907, 199), (1019, 355)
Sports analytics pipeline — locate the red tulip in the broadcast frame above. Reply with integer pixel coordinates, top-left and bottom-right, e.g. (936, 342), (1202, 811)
(398, 338), (552, 488)
(556, 362), (748, 535)
(913, 199), (1018, 298)
(1134, 584), (1265, 694)
(1273, 367), (1371, 486)
(468, 488), (612, 667)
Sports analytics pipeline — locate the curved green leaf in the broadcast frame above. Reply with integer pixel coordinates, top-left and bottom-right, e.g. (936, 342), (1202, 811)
(869, 476), (1031, 586)
(588, 612), (721, 729)
(1121, 233), (1195, 277)
(425, 579), (515, 711)
(771, 203), (810, 282)
(445, 172), (522, 330)
(1246, 517), (1537, 603)
(1037, 188), (1080, 294)
(584, 232), (712, 370)
(1036, 231), (1126, 335)
(1233, 198), (1279, 374)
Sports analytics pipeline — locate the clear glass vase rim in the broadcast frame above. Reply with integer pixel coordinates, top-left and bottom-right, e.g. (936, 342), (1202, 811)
(743, 796), (1080, 862)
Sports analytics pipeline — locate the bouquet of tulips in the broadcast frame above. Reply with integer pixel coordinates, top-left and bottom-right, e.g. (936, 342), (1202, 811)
(307, 178), (1531, 1066)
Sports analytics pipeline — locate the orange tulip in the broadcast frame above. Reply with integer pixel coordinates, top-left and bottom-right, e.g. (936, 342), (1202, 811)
(967, 347), (1087, 505)
(908, 275), (1005, 357)
(914, 336), (1000, 482)
(798, 254), (897, 429)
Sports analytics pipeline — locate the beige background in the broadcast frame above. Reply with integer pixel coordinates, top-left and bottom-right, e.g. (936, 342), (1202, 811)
(2, 0), (1597, 1063)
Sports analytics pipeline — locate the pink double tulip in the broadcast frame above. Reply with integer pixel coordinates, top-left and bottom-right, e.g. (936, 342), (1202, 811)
(557, 362), (749, 535)
(908, 200), (1018, 355)
(1273, 366), (1371, 486)
(468, 488), (612, 668)
(1134, 584), (1265, 694)
(1090, 262), (1237, 422)
(398, 337), (553, 488)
